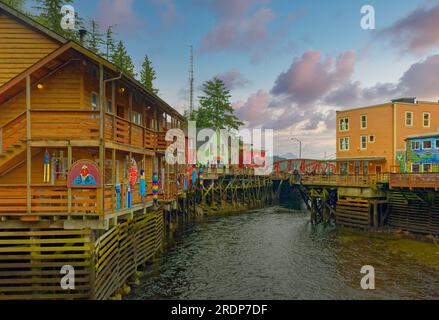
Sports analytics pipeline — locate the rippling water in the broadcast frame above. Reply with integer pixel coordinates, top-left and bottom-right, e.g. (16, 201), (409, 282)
(128, 206), (439, 300)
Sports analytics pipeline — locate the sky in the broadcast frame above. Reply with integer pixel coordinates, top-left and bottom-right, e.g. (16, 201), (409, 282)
(27, 0), (439, 158)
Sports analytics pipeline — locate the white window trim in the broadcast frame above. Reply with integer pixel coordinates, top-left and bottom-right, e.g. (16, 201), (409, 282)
(405, 111), (413, 127)
(339, 117), (349, 132)
(422, 140), (432, 150)
(339, 137), (350, 151)
(91, 91), (99, 111)
(360, 135), (367, 150)
(411, 140), (420, 150)
(360, 115), (367, 130)
(423, 112), (431, 128)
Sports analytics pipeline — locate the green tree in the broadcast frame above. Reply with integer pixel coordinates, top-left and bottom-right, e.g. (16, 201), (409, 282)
(85, 18), (104, 55)
(111, 40), (136, 78)
(194, 77), (244, 131)
(33, 0), (81, 40)
(0, 0), (26, 12)
(139, 55), (159, 95)
(105, 25), (116, 60)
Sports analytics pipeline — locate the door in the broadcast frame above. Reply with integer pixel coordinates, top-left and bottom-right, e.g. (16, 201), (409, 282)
(355, 161), (360, 176)
(363, 161), (368, 176)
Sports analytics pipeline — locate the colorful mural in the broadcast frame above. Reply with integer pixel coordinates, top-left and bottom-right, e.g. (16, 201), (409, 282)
(397, 134), (439, 173)
(67, 160), (101, 188)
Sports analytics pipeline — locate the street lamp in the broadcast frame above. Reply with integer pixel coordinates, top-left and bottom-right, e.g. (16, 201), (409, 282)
(291, 138), (302, 159)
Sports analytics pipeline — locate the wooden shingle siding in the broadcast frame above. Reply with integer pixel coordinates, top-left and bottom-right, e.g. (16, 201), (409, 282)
(0, 12), (60, 87)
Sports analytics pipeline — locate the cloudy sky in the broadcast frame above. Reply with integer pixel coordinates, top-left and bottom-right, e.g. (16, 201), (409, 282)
(29, 0), (439, 158)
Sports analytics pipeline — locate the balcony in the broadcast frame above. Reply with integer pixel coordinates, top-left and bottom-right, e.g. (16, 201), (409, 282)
(105, 113), (169, 151)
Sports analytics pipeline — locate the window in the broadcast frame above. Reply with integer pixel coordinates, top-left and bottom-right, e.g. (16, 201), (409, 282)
(436, 140), (439, 149)
(423, 163), (432, 173)
(106, 100), (112, 114)
(411, 140), (420, 150)
(339, 137), (349, 151)
(405, 111), (413, 127)
(361, 115), (367, 129)
(423, 112), (430, 128)
(423, 140), (432, 149)
(91, 92), (99, 111)
(360, 135), (367, 150)
(339, 118), (349, 131)
(132, 111), (143, 126)
(412, 164), (420, 173)
(369, 135), (375, 143)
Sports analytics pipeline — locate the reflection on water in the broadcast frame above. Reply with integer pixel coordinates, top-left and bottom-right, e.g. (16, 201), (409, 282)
(128, 206), (439, 300)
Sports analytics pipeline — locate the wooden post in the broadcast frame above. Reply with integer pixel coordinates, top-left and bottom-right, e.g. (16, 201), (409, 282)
(112, 148), (116, 214)
(129, 92), (133, 145)
(99, 64), (105, 218)
(112, 81), (116, 140)
(67, 144), (72, 216)
(26, 75), (31, 215)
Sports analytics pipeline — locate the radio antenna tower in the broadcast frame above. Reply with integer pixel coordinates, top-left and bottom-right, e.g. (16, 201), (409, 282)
(189, 45), (194, 115)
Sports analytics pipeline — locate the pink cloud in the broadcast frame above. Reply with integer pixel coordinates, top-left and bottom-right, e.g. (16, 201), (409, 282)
(378, 3), (439, 54)
(217, 68), (252, 90)
(271, 50), (355, 105)
(96, 0), (144, 32)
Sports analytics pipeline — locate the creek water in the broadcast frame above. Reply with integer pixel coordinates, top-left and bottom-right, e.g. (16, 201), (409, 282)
(128, 206), (439, 300)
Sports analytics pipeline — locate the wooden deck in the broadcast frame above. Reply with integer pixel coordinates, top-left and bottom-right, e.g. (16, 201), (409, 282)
(300, 174), (389, 187)
(390, 173), (439, 189)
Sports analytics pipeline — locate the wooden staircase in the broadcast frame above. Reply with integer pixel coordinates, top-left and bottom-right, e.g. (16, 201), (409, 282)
(0, 112), (26, 176)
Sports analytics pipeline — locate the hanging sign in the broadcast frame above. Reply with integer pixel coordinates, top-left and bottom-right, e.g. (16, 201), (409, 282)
(67, 160), (101, 188)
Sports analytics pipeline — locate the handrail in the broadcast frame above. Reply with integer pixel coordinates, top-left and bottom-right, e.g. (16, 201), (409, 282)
(0, 110), (26, 129)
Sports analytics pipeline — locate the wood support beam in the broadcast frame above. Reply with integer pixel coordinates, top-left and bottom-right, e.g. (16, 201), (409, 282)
(26, 75), (31, 215)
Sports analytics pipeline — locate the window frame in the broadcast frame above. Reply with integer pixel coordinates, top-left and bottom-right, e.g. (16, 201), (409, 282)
(423, 112), (430, 128)
(91, 92), (99, 111)
(423, 163), (432, 173)
(360, 114), (367, 129)
(360, 135), (367, 150)
(339, 137), (350, 151)
(423, 140), (432, 150)
(411, 140), (420, 151)
(339, 117), (349, 132)
(405, 111), (413, 127)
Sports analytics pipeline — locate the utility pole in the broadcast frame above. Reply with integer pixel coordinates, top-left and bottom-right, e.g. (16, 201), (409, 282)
(189, 45), (194, 116)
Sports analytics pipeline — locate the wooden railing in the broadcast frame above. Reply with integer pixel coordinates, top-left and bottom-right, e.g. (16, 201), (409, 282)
(1, 112), (26, 152)
(0, 185), (99, 219)
(105, 114), (168, 150)
(31, 110), (100, 141)
(390, 173), (439, 189)
(300, 174), (389, 187)
(93, 211), (164, 300)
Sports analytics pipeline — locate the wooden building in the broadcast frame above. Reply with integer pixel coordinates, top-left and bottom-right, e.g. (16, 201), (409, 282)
(0, 3), (188, 299)
(336, 98), (439, 175)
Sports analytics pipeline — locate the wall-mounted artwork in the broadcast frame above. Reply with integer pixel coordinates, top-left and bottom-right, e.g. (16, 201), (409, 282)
(67, 160), (101, 188)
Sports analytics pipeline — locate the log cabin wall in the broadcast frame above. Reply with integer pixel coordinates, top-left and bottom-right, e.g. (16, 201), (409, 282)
(0, 11), (61, 87)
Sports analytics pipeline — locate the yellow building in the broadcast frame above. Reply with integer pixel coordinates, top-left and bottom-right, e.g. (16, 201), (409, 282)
(336, 98), (439, 175)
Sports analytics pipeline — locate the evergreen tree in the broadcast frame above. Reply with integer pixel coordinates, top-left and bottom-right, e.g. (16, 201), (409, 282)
(111, 40), (136, 78)
(86, 18), (104, 55)
(33, 0), (81, 40)
(0, 0), (26, 12)
(139, 55), (159, 95)
(105, 25), (116, 60)
(194, 77), (244, 131)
